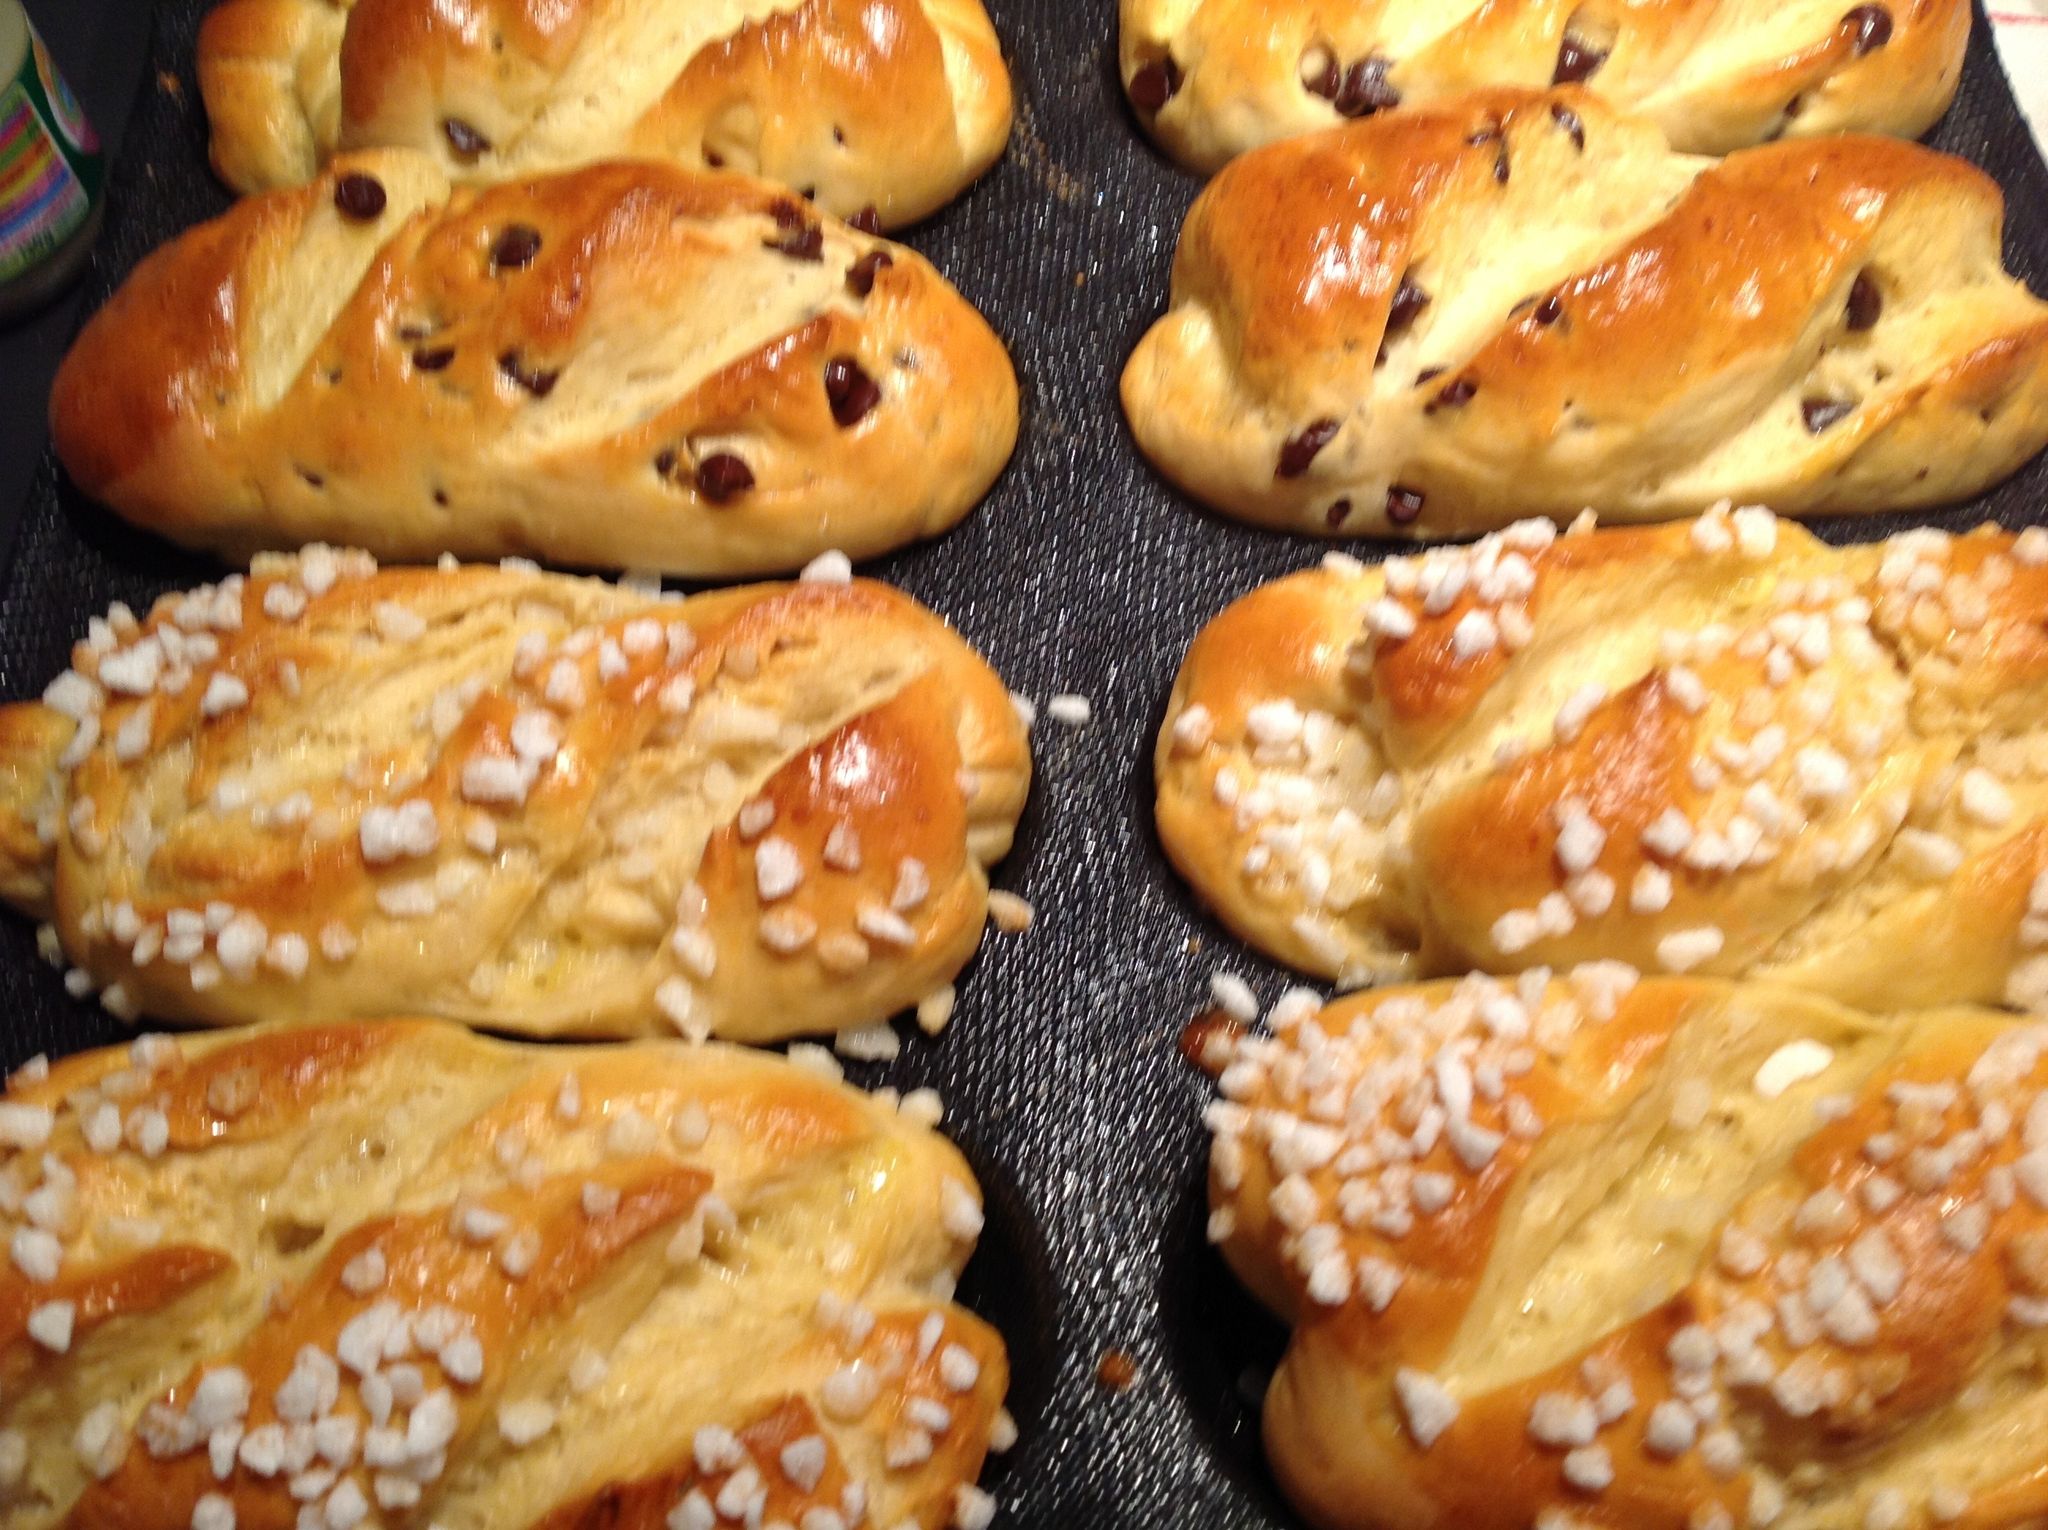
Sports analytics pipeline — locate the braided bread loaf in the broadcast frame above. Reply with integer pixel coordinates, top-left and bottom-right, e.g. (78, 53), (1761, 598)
(0, 1017), (1009, 1528)
(1121, 90), (2048, 540)
(1120, 0), (1968, 173)
(0, 551), (1030, 1042)
(1198, 972), (2048, 1530)
(50, 153), (1018, 578)
(198, 0), (1013, 227)
(1158, 510), (2048, 1011)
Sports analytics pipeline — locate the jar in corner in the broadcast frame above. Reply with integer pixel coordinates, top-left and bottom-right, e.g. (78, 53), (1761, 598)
(0, 0), (104, 326)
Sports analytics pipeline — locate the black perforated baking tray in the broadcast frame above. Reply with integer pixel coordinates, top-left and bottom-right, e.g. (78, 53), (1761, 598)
(3, 4), (2046, 1524)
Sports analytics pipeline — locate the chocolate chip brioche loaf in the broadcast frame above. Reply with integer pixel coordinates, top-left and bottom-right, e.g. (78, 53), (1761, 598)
(1196, 971), (2048, 1530)
(1122, 90), (2048, 540)
(0, 1017), (1010, 1529)
(198, 0), (1013, 227)
(1158, 510), (2048, 1011)
(49, 153), (1018, 579)
(0, 551), (1030, 1042)
(1121, 0), (1967, 173)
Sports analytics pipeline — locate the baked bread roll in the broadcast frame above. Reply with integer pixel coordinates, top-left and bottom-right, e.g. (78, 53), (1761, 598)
(1158, 510), (2048, 1012)
(198, 0), (1013, 227)
(1197, 970), (2048, 1530)
(0, 550), (1030, 1041)
(0, 1017), (1010, 1528)
(49, 153), (1018, 578)
(1122, 90), (2048, 539)
(1120, 0), (1968, 173)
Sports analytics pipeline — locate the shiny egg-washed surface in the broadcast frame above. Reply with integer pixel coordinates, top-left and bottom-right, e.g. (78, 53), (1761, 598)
(2, 2), (2045, 1525)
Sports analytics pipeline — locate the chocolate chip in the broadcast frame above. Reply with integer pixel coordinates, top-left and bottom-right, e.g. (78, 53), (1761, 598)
(1802, 398), (1855, 434)
(696, 453), (756, 503)
(848, 206), (883, 235)
(442, 117), (491, 159)
(824, 357), (882, 427)
(1387, 276), (1431, 336)
(1551, 102), (1586, 150)
(1325, 499), (1353, 529)
(1335, 55), (1400, 118)
(1302, 52), (1341, 101)
(1378, 276), (1430, 365)
(1553, 32), (1610, 84)
(498, 351), (559, 398)
(1846, 272), (1882, 332)
(1468, 123), (1509, 181)
(1842, 4), (1893, 54)
(333, 173), (387, 221)
(411, 346), (456, 372)
(1386, 485), (1426, 525)
(846, 251), (893, 298)
(1533, 295), (1564, 326)
(491, 224), (542, 271)
(1277, 419), (1341, 479)
(1130, 57), (1183, 113)
(765, 203), (824, 261)
(1427, 377), (1478, 413)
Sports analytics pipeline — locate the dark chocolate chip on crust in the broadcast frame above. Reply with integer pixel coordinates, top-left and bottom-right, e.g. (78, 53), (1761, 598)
(1278, 419), (1341, 479)
(1842, 4), (1894, 55)
(442, 118), (491, 159)
(1386, 485), (1426, 525)
(333, 173), (386, 221)
(824, 358), (882, 427)
(497, 352), (559, 398)
(491, 225), (543, 271)
(1130, 57), (1184, 113)
(1802, 398), (1855, 434)
(846, 251), (893, 298)
(695, 453), (756, 503)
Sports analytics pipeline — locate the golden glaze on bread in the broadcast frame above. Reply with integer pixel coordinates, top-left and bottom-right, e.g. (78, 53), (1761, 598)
(1122, 91), (2048, 539)
(1198, 972), (2048, 1530)
(198, 0), (1013, 227)
(49, 153), (1019, 578)
(0, 551), (1030, 1041)
(1157, 511), (2048, 1010)
(0, 1018), (1008, 1528)
(1121, 0), (1967, 173)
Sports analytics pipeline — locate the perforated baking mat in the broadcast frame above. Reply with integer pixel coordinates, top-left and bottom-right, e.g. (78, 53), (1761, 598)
(3, 4), (2046, 1524)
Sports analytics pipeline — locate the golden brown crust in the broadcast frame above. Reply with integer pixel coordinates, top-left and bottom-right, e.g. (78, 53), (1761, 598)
(0, 1018), (1006, 1528)
(50, 153), (1019, 579)
(1121, 0), (1970, 173)
(1121, 91), (2048, 539)
(1200, 974), (2048, 1530)
(198, 0), (1012, 226)
(1156, 512), (2048, 1010)
(0, 553), (1030, 1041)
